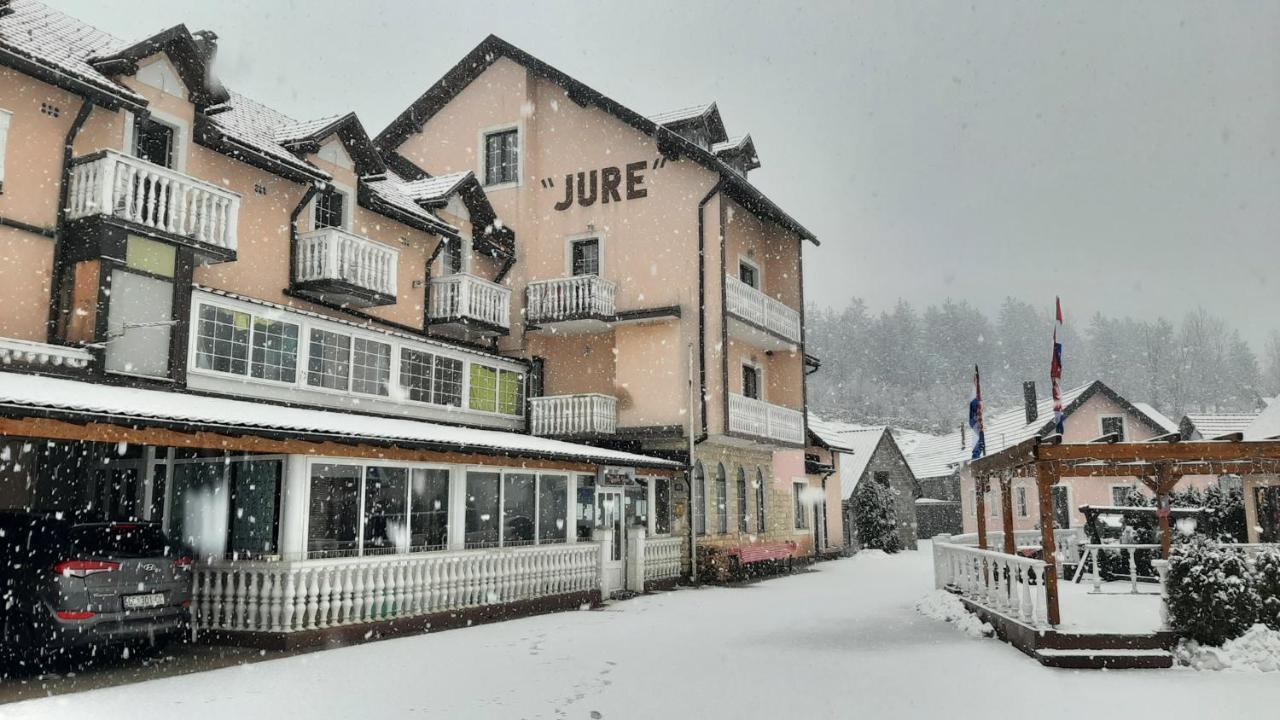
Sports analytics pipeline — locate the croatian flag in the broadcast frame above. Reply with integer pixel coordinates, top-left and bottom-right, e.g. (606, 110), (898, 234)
(969, 365), (986, 459)
(1050, 297), (1065, 435)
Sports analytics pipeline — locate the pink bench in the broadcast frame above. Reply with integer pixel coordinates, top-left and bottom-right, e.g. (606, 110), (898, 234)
(727, 541), (797, 565)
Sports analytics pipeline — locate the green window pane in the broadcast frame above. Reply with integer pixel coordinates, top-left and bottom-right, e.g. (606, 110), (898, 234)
(497, 370), (524, 415)
(469, 364), (497, 412)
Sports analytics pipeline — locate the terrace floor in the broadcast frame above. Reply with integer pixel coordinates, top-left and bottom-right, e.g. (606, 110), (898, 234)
(1057, 578), (1165, 635)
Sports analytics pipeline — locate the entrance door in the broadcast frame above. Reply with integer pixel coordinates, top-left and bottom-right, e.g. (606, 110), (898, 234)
(1256, 486), (1280, 543)
(90, 458), (146, 521)
(595, 488), (625, 597)
(1051, 486), (1070, 529)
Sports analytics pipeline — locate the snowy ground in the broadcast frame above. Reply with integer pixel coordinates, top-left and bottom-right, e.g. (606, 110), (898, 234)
(5, 544), (1279, 720)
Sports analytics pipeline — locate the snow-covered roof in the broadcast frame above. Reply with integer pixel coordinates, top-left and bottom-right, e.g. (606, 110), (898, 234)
(838, 427), (892, 498)
(712, 135), (751, 155)
(0, 371), (679, 469)
(899, 431), (964, 480)
(0, 0), (146, 104)
(1183, 411), (1261, 439)
(1245, 402), (1280, 441)
(402, 171), (474, 204)
(1132, 402), (1178, 434)
(648, 103), (717, 126)
(362, 171), (460, 233)
(807, 414), (863, 453)
(271, 113), (349, 144)
(204, 91), (331, 179)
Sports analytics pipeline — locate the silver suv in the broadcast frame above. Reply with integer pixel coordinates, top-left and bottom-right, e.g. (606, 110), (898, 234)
(0, 512), (193, 660)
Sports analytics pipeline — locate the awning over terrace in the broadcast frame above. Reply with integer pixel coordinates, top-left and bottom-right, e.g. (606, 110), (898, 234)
(0, 372), (680, 472)
(965, 433), (1280, 625)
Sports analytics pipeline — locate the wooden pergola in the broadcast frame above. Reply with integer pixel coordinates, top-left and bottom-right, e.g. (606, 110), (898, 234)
(968, 436), (1280, 625)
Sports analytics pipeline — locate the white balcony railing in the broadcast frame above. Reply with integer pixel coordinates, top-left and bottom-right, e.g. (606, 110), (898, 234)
(724, 274), (801, 344)
(526, 275), (617, 324)
(429, 274), (511, 331)
(727, 393), (804, 445)
(193, 543), (601, 634)
(530, 393), (618, 436)
(295, 227), (399, 297)
(67, 149), (240, 252)
(933, 540), (1050, 627)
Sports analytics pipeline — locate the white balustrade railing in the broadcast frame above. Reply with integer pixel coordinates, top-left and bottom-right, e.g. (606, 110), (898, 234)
(950, 528), (1084, 569)
(67, 149), (240, 252)
(296, 227), (399, 297)
(724, 274), (801, 344)
(526, 275), (618, 324)
(644, 536), (685, 582)
(529, 394), (617, 436)
(728, 392), (805, 445)
(429, 274), (511, 330)
(933, 539), (1050, 627)
(193, 543), (599, 633)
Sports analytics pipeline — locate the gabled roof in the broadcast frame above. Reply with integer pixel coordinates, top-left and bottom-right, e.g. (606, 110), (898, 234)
(200, 91), (332, 181)
(712, 134), (761, 174)
(648, 102), (728, 144)
(1246, 402), (1280, 441)
(898, 380), (1170, 480)
(374, 34), (817, 245)
(403, 171), (474, 205)
(1182, 410), (1263, 440)
(1132, 402), (1178, 434)
(358, 171), (460, 238)
(88, 24), (228, 107)
(0, 0), (146, 109)
(272, 111), (387, 177)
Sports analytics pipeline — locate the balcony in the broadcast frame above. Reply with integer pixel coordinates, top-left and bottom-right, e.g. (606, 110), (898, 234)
(727, 393), (805, 445)
(428, 273), (511, 335)
(724, 274), (801, 349)
(67, 149), (240, 260)
(293, 227), (399, 308)
(530, 394), (618, 437)
(526, 275), (617, 333)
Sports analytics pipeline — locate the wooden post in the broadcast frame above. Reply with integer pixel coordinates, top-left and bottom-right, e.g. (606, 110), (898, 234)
(975, 473), (988, 550)
(1001, 473), (1015, 555)
(1155, 463), (1177, 560)
(1035, 459), (1061, 626)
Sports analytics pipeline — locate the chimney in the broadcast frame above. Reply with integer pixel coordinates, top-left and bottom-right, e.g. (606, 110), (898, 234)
(1023, 381), (1038, 425)
(960, 423), (966, 450)
(192, 30), (219, 63)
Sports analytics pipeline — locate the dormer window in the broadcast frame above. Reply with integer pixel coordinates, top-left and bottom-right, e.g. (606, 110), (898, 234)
(314, 187), (345, 230)
(483, 128), (519, 186)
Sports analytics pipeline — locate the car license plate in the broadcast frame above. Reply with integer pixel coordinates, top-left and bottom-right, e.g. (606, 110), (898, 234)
(123, 592), (166, 610)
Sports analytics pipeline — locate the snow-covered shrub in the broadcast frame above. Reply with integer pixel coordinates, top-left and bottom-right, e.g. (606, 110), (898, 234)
(1166, 537), (1259, 645)
(853, 479), (900, 553)
(1254, 548), (1280, 632)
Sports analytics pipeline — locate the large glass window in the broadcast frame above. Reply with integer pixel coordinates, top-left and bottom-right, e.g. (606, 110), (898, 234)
(308, 463), (361, 558)
(465, 471), (501, 548)
(363, 466), (408, 555)
(715, 463), (728, 534)
(314, 187), (345, 229)
(307, 329), (351, 390)
(654, 477), (671, 535)
(433, 356), (464, 406)
(251, 318), (299, 383)
(538, 475), (568, 543)
(107, 269), (173, 377)
(483, 128), (519, 186)
(410, 469), (449, 551)
(469, 364), (498, 412)
(195, 305), (249, 375)
(352, 337), (392, 396)
(498, 370), (525, 415)
(228, 459), (282, 559)
(736, 467), (749, 533)
(400, 348), (434, 403)
(503, 473), (537, 546)
(576, 475), (596, 542)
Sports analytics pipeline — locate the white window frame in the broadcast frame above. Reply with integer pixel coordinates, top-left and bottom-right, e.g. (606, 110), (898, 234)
(738, 255), (762, 290)
(0, 108), (11, 193)
(458, 465), (573, 549)
(564, 231), (605, 277)
(793, 480), (809, 531)
(311, 180), (354, 232)
(478, 122), (522, 190)
(127, 106), (188, 174)
(1098, 414), (1127, 441)
(185, 294), (525, 418)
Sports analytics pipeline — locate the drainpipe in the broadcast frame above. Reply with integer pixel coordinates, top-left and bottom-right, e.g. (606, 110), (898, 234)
(46, 98), (95, 341)
(694, 180), (722, 442)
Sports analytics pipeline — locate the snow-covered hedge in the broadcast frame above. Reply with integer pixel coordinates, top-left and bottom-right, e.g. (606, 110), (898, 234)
(1166, 538), (1259, 646)
(1255, 548), (1280, 632)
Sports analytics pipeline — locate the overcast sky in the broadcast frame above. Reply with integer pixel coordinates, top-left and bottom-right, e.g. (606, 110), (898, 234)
(52, 0), (1280, 346)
